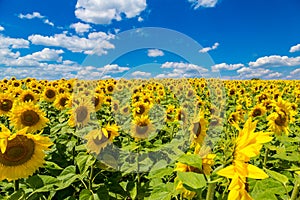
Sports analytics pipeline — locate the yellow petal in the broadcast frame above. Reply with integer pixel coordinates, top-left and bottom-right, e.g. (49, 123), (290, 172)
(0, 139), (7, 153)
(247, 164), (268, 179)
(217, 165), (235, 179)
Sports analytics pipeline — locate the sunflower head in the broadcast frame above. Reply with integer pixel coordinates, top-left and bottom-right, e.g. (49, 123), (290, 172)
(131, 115), (154, 140)
(10, 102), (49, 133)
(68, 97), (94, 128)
(189, 112), (208, 146)
(0, 93), (14, 115)
(42, 86), (57, 102)
(0, 128), (52, 181)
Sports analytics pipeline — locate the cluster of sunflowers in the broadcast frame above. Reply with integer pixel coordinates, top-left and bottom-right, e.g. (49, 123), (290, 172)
(0, 77), (299, 200)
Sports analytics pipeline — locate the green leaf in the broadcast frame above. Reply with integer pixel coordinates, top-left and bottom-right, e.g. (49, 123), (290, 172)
(79, 189), (93, 200)
(177, 171), (206, 190)
(26, 175), (60, 193)
(8, 189), (25, 200)
(75, 152), (95, 175)
(177, 154), (202, 170)
(264, 168), (289, 185)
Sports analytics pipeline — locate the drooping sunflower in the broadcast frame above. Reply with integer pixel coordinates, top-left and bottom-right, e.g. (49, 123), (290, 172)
(189, 112), (208, 146)
(9, 102), (49, 133)
(84, 124), (119, 154)
(131, 115), (154, 140)
(0, 128), (52, 181)
(0, 93), (14, 116)
(68, 97), (94, 127)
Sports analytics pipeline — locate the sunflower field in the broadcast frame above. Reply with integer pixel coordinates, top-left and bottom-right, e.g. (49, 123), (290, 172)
(0, 77), (300, 200)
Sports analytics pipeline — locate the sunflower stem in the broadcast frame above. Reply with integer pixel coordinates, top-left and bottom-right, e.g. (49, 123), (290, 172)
(14, 179), (19, 191)
(89, 164), (94, 190)
(263, 148), (269, 168)
(291, 177), (299, 200)
(206, 181), (216, 200)
(135, 145), (141, 200)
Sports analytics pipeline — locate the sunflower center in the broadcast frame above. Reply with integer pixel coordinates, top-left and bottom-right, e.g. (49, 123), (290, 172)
(275, 114), (287, 126)
(252, 109), (262, 117)
(0, 99), (13, 112)
(24, 94), (34, 102)
(192, 122), (202, 137)
(0, 135), (35, 166)
(21, 110), (40, 126)
(92, 97), (100, 107)
(45, 89), (55, 99)
(76, 106), (89, 123)
(136, 105), (145, 115)
(59, 97), (68, 107)
(136, 121), (149, 136)
(93, 132), (110, 145)
(107, 86), (114, 92)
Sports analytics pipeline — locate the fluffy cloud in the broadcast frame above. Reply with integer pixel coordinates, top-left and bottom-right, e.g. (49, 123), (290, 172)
(28, 31), (115, 56)
(211, 63), (244, 72)
(0, 35), (29, 49)
(138, 16), (144, 22)
(155, 62), (209, 78)
(70, 22), (92, 34)
(75, 0), (147, 24)
(18, 12), (55, 26)
(199, 42), (219, 53)
(161, 61), (208, 72)
(188, 0), (218, 9)
(0, 25), (4, 31)
(249, 55), (300, 68)
(290, 68), (300, 75)
(147, 49), (164, 57)
(289, 44), (300, 53)
(131, 71), (151, 77)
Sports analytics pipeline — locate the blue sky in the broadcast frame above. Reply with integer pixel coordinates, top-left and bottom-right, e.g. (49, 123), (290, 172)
(0, 0), (300, 80)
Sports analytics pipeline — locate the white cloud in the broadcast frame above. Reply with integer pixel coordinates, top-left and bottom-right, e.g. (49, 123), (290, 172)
(138, 16), (144, 22)
(0, 35), (29, 49)
(147, 49), (164, 57)
(290, 68), (300, 75)
(43, 19), (54, 26)
(131, 71), (151, 77)
(0, 25), (4, 31)
(289, 44), (300, 53)
(188, 0), (218, 9)
(99, 64), (130, 74)
(155, 62), (209, 79)
(199, 42), (219, 53)
(28, 31), (115, 56)
(161, 61), (208, 72)
(265, 72), (282, 79)
(18, 12), (44, 19)
(18, 12), (54, 26)
(249, 55), (300, 68)
(21, 48), (64, 62)
(70, 22), (92, 34)
(75, 0), (147, 24)
(211, 63), (244, 72)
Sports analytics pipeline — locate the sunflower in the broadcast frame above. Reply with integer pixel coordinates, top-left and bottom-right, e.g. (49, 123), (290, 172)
(42, 86), (57, 102)
(68, 98), (94, 127)
(131, 115), (154, 140)
(0, 128), (52, 181)
(189, 112), (208, 146)
(132, 101), (150, 117)
(249, 104), (266, 118)
(9, 102), (49, 133)
(92, 93), (104, 112)
(0, 124), (11, 154)
(0, 93), (14, 116)
(19, 89), (39, 103)
(84, 124), (119, 154)
(53, 93), (71, 111)
(267, 112), (289, 135)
